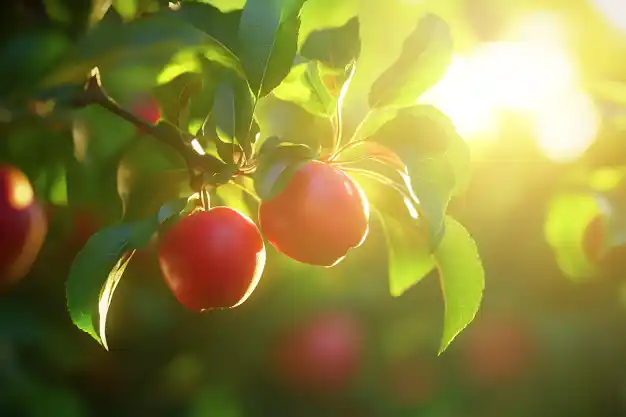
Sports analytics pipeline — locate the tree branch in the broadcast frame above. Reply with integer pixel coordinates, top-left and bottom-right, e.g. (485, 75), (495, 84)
(73, 68), (233, 184)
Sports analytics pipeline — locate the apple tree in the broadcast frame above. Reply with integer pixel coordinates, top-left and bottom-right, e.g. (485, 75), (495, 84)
(0, 0), (484, 355)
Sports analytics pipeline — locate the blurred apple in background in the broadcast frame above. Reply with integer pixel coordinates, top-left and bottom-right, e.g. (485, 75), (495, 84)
(582, 214), (626, 279)
(273, 310), (364, 393)
(130, 94), (162, 126)
(459, 315), (536, 388)
(0, 164), (47, 287)
(44, 204), (102, 264)
(385, 353), (441, 407)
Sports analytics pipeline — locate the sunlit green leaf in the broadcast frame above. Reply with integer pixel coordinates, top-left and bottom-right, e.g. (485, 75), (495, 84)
(238, 0), (307, 97)
(210, 71), (256, 158)
(44, 10), (243, 90)
(255, 96), (335, 150)
(272, 61), (340, 117)
(98, 250), (134, 350)
(369, 14), (452, 109)
(113, 0), (138, 21)
(544, 192), (601, 281)
(435, 216), (484, 354)
(66, 199), (188, 348)
(215, 183), (254, 218)
(66, 224), (133, 345)
(153, 68), (219, 134)
(300, 16), (360, 68)
(348, 171), (436, 297)
(365, 105), (469, 246)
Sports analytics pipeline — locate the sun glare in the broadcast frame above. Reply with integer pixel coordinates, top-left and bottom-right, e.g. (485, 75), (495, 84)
(590, 0), (626, 33)
(419, 12), (600, 162)
(532, 90), (599, 163)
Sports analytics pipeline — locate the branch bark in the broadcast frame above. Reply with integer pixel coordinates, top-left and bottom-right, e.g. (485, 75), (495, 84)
(73, 68), (233, 184)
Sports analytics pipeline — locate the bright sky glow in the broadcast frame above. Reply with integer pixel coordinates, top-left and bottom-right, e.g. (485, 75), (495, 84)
(531, 90), (600, 163)
(589, 0), (626, 33)
(419, 12), (600, 163)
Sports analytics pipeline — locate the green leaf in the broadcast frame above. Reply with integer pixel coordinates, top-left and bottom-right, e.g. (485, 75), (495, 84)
(165, 1), (241, 52)
(68, 105), (139, 217)
(210, 71), (256, 158)
(255, 95), (334, 150)
(435, 216), (484, 354)
(117, 136), (188, 221)
(215, 183), (254, 219)
(91, 0), (113, 24)
(153, 70), (218, 134)
(272, 60), (350, 118)
(113, 0), (138, 21)
(175, 74), (204, 130)
(253, 141), (317, 200)
(66, 200), (188, 348)
(43, 10), (243, 90)
(0, 30), (71, 98)
(272, 62), (327, 117)
(544, 192), (602, 281)
(98, 250), (134, 350)
(238, 0), (307, 97)
(347, 171), (436, 297)
(369, 14), (452, 109)
(300, 17), (360, 68)
(43, 0), (92, 35)
(158, 197), (191, 223)
(366, 105), (469, 246)
(66, 224), (133, 345)
(128, 198), (189, 248)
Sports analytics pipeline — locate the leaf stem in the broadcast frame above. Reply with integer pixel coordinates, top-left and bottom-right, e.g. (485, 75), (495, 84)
(326, 138), (366, 162)
(350, 107), (374, 143)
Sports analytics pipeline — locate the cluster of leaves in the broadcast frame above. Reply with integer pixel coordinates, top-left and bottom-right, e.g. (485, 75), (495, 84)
(1, 0), (484, 354)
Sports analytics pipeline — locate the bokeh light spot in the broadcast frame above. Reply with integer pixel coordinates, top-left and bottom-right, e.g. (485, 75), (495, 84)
(9, 170), (34, 210)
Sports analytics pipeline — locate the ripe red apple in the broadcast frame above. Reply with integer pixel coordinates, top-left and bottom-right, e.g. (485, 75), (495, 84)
(157, 207), (265, 311)
(0, 164), (47, 285)
(273, 311), (364, 392)
(460, 316), (535, 387)
(258, 161), (369, 267)
(130, 94), (161, 125)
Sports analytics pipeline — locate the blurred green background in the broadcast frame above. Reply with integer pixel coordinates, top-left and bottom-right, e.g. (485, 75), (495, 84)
(3, 0), (626, 416)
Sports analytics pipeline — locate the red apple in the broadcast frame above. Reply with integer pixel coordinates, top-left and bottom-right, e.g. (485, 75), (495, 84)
(274, 311), (364, 392)
(0, 164), (47, 285)
(460, 316), (535, 387)
(259, 161), (369, 267)
(157, 207), (266, 311)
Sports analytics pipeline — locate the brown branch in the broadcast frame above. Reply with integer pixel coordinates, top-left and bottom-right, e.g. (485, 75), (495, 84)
(73, 68), (232, 184)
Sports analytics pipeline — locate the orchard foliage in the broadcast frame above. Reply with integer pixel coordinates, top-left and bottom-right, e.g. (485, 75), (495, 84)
(0, 0), (484, 354)
(545, 166), (626, 281)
